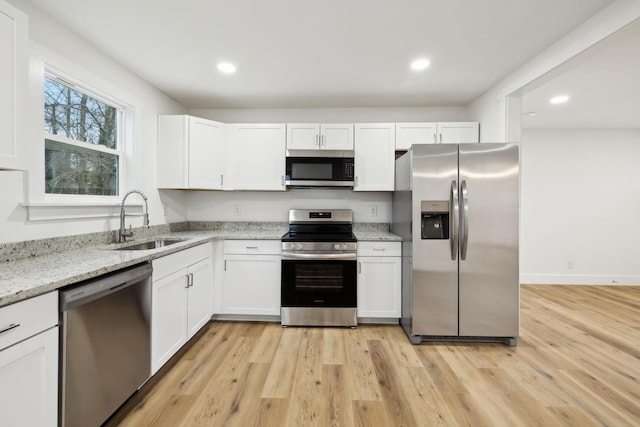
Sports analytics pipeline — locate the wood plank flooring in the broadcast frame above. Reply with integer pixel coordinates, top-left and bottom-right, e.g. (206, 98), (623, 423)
(105, 285), (640, 426)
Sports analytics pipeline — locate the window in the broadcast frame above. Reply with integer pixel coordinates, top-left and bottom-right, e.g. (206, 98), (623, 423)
(44, 75), (124, 196)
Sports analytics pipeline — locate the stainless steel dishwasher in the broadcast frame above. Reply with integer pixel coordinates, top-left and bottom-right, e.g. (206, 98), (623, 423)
(59, 262), (152, 427)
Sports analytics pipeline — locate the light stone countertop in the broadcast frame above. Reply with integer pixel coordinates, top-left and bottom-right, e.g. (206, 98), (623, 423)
(353, 229), (402, 242)
(0, 224), (400, 308)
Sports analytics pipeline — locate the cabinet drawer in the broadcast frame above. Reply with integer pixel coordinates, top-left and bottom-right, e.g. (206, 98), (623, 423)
(357, 241), (401, 257)
(153, 243), (212, 281)
(0, 291), (58, 351)
(223, 240), (281, 255)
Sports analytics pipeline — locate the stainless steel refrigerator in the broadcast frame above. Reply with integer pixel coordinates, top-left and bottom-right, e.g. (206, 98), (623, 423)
(392, 143), (519, 345)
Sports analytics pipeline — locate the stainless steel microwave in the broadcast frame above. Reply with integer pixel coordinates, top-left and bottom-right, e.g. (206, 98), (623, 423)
(285, 157), (354, 188)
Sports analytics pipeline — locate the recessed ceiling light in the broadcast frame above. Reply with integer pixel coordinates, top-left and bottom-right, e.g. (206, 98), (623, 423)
(550, 94), (569, 104)
(525, 112), (537, 117)
(217, 62), (237, 74)
(411, 58), (431, 71)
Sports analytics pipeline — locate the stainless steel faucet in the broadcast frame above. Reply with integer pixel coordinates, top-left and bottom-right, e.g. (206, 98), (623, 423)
(119, 189), (149, 243)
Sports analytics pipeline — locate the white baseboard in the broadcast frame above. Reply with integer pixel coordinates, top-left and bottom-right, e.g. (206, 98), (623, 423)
(520, 274), (640, 286)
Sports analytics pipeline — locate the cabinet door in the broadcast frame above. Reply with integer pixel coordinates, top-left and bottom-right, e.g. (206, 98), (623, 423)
(228, 124), (286, 190)
(189, 117), (226, 189)
(187, 256), (213, 338)
(437, 122), (479, 144)
(357, 256), (401, 318)
(287, 123), (320, 150)
(158, 115), (225, 189)
(395, 122), (437, 150)
(0, 327), (58, 427)
(354, 123), (395, 191)
(321, 124), (354, 150)
(151, 269), (188, 374)
(223, 254), (281, 315)
(157, 115), (188, 188)
(0, 1), (28, 170)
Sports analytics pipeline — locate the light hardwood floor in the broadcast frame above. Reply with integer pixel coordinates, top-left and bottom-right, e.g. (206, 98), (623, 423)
(106, 285), (640, 426)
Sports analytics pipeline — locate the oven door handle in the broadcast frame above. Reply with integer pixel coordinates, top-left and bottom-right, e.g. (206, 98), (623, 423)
(282, 252), (357, 261)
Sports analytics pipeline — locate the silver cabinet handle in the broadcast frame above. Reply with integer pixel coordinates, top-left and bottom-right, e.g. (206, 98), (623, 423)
(190, 273), (194, 287)
(450, 180), (459, 261)
(184, 274), (190, 288)
(439, 133), (443, 144)
(220, 174), (224, 186)
(321, 134), (324, 147)
(245, 246), (258, 250)
(460, 180), (469, 260)
(433, 133), (437, 144)
(0, 323), (20, 335)
(372, 247), (385, 251)
(224, 260), (227, 271)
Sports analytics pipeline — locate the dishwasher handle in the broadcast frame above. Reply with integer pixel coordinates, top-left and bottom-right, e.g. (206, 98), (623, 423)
(60, 263), (152, 311)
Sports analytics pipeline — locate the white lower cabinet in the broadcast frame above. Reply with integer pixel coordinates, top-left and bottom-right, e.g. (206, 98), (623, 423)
(151, 243), (213, 374)
(222, 240), (281, 316)
(357, 242), (401, 319)
(0, 292), (58, 427)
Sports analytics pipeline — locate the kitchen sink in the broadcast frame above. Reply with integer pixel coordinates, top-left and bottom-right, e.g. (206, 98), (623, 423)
(113, 238), (189, 251)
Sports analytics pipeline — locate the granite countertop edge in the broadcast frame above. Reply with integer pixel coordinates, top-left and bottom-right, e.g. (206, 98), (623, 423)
(1, 227), (401, 308)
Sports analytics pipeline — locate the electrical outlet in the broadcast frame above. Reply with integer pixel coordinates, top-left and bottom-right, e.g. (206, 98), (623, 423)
(233, 204), (241, 217)
(370, 206), (377, 217)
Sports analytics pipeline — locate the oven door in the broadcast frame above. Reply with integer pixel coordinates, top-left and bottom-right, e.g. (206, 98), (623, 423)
(281, 257), (356, 308)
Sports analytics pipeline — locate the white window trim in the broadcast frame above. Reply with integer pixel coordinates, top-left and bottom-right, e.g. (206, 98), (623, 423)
(22, 61), (138, 221)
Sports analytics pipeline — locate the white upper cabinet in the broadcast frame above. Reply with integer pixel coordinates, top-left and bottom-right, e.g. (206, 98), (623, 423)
(395, 122), (479, 149)
(395, 122), (438, 147)
(227, 123), (286, 191)
(0, 0), (28, 170)
(354, 123), (395, 191)
(157, 115), (226, 190)
(287, 123), (354, 150)
(437, 122), (479, 144)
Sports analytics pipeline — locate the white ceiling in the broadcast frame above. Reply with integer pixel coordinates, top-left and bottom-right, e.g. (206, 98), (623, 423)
(522, 18), (640, 129)
(21, 0), (617, 111)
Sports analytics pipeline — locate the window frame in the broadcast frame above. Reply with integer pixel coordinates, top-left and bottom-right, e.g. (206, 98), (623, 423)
(43, 68), (128, 203)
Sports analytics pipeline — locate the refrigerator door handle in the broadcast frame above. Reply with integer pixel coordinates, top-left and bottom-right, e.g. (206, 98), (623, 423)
(460, 180), (469, 260)
(450, 180), (459, 260)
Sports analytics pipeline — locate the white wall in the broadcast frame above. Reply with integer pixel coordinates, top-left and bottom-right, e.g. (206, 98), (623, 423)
(187, 106), (469, 124)
(0, 1), (186, 244)
(520, 128), (640, 285)
(468, 0), (640, 142)
(186, 189), (391, 223)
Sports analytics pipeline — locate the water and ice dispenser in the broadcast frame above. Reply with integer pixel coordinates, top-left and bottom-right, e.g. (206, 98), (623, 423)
(421, 201), (449, 239)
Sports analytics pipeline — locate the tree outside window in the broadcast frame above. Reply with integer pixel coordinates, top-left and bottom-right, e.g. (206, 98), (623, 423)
(44, 76), (122, 196)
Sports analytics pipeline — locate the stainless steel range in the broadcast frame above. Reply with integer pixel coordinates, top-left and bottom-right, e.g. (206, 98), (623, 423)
(281, 209), (357, 327)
